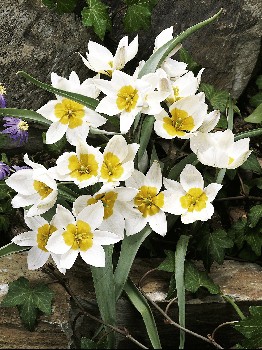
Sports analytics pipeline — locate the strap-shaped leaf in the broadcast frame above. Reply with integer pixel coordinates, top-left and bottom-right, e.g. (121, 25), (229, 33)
(138, 9), (222, 78)
(17, 71), (99, 110)
(124, 279), (162, 349)
(0, 108), (51, 126)
(0, 242), (29, 258)
(137, 115), (155, 166)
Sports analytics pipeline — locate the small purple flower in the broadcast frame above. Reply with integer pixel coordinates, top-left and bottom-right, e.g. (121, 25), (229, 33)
(1, 117), (29, 144)
(0, 84), (6, 108)
(0, 162), (11, 180)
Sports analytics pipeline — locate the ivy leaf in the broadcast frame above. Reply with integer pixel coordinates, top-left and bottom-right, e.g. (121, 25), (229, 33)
(248, 205), (262, 228)
(42, 0), (77, 13)
(244, 103), (262, 124)
(256, 75), (262, 90)
(184, 261), (220, 294)
(198, 228), (234, 270)
(157, 250), (176, 272)
(124, 4), (152, 32)
(240, 153), (262, 174)
(179, 47), (200, 72)
(245, 231), (262, 256)
(1, 277), (54, 331)
(234, 306), (262, 349)
(199, 83), (229, 112)
(81, 0), (111, 41)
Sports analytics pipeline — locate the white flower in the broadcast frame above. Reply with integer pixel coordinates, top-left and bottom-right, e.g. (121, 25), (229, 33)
(80, 35), (138, 76)
(100, 135), (139, 184)
(124, 161), (169, 236)
(12, 214), (64, 272)
(37, 96), (106, 146)
(163, 164), (222, 224)
(6, 154), (57, 217)
(73, 184), (138, 239)
(154, 94), (208, 139)
(46, 202), (121, 269)
(51, 71), (100, 99)
(53, 140), (103, 188)
(165, 69), (204, 105)
(190, 129), (252, 169)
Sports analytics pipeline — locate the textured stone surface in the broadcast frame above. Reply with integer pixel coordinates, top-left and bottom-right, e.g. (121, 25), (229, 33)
(0, 0), (91, 111)
(110, 0), (262, 98)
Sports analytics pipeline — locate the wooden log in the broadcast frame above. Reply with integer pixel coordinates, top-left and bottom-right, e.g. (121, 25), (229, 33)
(0, 253), (262, 349)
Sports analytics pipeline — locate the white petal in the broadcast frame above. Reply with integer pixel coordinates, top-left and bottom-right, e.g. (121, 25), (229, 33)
(93, 229), (121, 245)
(125, 169), (145, 189)
(96, 96), (120, 116)
(11, 193), (37, 208)
(146, 161), (162, 191)
(12, 231), (36, 246)
(80, 244), (105, 267)
(46, 229), (70, 254)
(104, 135), (128, 162)
(114, 187), (138, 201)
(66, 124), (90, 146)
(72, 195), (91, 216)
(59, 249), (79, 269)
(77, 201), (104, 231)
(45, 121), (67, 144)
(53, 205), (75, 229)
(147, 211), (167, 236)
(204, 183), (222, 202)
(180, 164), (204, 191)
(24, 216), (47, 231)
(27, 247), (50, 270)
(6, 169), (34, 195)
(125, 208), (147, 236)
(99, 213), (125, 239)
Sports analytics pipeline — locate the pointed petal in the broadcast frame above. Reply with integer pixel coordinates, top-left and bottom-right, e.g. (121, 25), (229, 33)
(80, 244), (105, 267)
(27, 247), (49, 270)
(147, 211), (167, 236)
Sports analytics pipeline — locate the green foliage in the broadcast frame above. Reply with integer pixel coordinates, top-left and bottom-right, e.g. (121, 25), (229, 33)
(179, 47), (200, 72)
(42, 0), (77, 13)
(1, 277), (54, 331)
(123, 0), (158, 33)
(199, 83), (230, 113)
(244, 103), (262, 124)
(234, 306), (262, 349)
(240, 153), (262, 174)
(197, 228), (234, 270)
(82, 0), (111, 41)
(249, 75), (262, 108)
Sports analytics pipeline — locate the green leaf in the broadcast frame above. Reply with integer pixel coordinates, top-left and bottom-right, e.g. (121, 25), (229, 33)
(0, 242), (29, 258)
(248, 205), (262, 228)
(245, 231), (262, 256)
(198, 228), (234, 269)
(240, 153), (262, 174)
(175, 235), (190, 349)
(0, 108), (51, 126)
(124, 4), (152, 32)
(17, 71), (99, 110)
(168, 154), (197, 180)
(114, 225), (152, 300)
(250, 92), (262, 108)
(124, 279), (162, 349)
(1, 277), (54, 331)
(244, 103), (262, 124)
(184, 261), (220, 294)
(256, 75), (262, 90)
(234, 128), (262, 141)
(199, 83), (229, 112)
(138, 9), (222, 78)
(137, 115), (155, 166)
(81, 338), (99, 349)
(234, 306), (262, 349)
(42, 0), (77, 13)
(157, 250), (176, 272)
(178, 47), (200, 72)
(81, 0), (111, 41)
(124, 0), (158, 11)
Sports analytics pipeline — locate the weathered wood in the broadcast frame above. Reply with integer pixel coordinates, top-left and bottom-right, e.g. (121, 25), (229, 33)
(1, 253), (262, 349)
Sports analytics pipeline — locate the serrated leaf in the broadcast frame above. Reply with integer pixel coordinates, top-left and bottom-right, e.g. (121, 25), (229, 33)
(81, 0), (111, 41)
(244, 103), (262, 124)
(184, 261), (220, 294)
(0, 242), (29, 258)
(124, 4), (151, 32)
(1, 277), (54, 331)
(241, 153), (262, 174)
(157, 250), (176, 272)
(199, 83), (229, 112)
(256, 75), (262, 90)
(250, 92), (262, 108)
(248, 205), (262, 228)
(234, 306), (262, 349)
(198, 229), (234, 269)
(245, 231), (262, 256)
(42, 0), (77, 13)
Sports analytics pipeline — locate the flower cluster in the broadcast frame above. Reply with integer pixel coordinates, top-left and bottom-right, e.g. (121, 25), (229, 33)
(5, 26), (251, 272)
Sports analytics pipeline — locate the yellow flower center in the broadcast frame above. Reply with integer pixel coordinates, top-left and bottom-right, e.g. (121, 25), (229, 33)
(180, 188), (208, 212)
(18, 120), (29, 131)
(0, 84), (6, 95)
(37, 224), (57, 252)
(68, 154), (99, 181)
(228, 157), (234, 165)
(116, 85), (139, 112)
(54, 98), (85, 129)
(63, 220), (93, 251)
(166, 86), (181, 104)
(87, 191), (118, 219)
(33, 180), (53, 199)
(134, 186), (164, 217)
(101, 152), (124, 182)
(163, 108), (195, 137)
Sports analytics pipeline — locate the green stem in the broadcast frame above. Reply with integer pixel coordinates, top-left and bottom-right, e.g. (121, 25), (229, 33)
(222, 295), (246, 320)
(234, 128), (262, 141)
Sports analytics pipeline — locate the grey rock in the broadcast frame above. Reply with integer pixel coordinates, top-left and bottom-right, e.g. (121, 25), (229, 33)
(110, 0), (262, 99)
